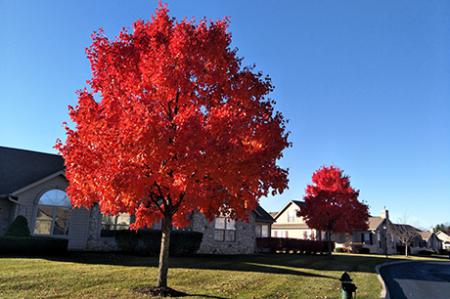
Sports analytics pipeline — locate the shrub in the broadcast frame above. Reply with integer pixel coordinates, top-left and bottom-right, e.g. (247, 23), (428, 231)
(0, 236), (68, 255)
(256, 238), (332, 254)
(0, 216), (68, 255)
(334, 247), (346, 253)
(438, 249), (449, 255)
(5, 216), (31, 237)
(417, 249), (433, 256)
(356, 247), (370, 254)
(114, 230), (203, 256)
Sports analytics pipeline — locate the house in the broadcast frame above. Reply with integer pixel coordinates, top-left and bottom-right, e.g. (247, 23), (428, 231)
(436, 231), (450, 251)
(333, 209), (397, 254)
(192, 205), (274, 254)
(0, 146), (274, 254)
(334, 211), (442, 255)
(418, 231), (442, 252)
(270, 200), (441, 255)
(271, 200), (322, 240)
(391, 224), (426, 254)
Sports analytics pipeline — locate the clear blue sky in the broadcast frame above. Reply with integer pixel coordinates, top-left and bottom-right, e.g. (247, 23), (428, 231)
(1, 0), (449, 228)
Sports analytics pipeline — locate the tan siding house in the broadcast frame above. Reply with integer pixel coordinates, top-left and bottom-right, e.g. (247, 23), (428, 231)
(271, 200), (322, 240)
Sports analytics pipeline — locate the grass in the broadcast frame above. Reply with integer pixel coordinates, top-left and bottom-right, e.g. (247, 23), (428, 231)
(0, 253), (447, 299)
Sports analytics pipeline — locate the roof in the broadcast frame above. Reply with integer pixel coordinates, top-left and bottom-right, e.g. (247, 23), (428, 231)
(418, 231), (433, 241)
(393, 223), (421, 232)
(0, 146), (65, 196)
(368, 216), (385, 231)
(253, 205), (275, 223)
(269, 212), (278, 218)
(272, 200), (304, 220)
(436, 231), (450, 242)
(392, 223), (422, 239)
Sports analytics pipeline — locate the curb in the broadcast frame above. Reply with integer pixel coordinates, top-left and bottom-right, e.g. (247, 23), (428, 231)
(375, 260), (450, 299)
(375, 261), (412, 299)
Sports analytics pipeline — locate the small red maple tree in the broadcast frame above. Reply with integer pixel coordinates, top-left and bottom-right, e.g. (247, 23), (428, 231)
(56, 4), (289, 293)
(298, 166), (369, 253)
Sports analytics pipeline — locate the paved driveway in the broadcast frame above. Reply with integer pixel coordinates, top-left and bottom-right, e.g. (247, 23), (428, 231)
(380, 261), (450, 299)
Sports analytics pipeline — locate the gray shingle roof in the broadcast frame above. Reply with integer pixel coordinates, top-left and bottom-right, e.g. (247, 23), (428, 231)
(0, 146), (64, 196)
(253, 205), (275, 223)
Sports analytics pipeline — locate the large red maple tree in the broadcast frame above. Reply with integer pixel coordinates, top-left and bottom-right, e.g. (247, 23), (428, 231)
(56, 4), (289, 294)
(298, 166), (369, 253)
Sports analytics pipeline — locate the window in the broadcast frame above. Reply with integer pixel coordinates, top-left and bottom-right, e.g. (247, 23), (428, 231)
(361, 232), (373, 245)
(101, 213), (131, 231)
(287, 209), (296, 222)
(255, 224), (269, 238)
(214, 217), (236, 241)
(34, 189), (71, 236)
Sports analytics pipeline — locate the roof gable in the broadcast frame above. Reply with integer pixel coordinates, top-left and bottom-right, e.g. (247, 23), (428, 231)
(253, 205), (275, 223)
(0, 146), (65, 195)
(368, 216), (384, 231)
(436, 231), (450, 242)
(273, 200), (304, 221)
(418, 231), (433, 241)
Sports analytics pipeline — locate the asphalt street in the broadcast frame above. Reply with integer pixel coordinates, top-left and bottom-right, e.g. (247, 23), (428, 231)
(380, 261), (450, 299)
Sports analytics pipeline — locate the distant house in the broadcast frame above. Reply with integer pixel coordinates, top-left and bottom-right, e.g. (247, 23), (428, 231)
(0, 146), (273, 254)
(270, 200), (442, 255)
(391, 224), (443, 254)
(271, 200), (322, 240)
(436, 231), (450, 251)
(333, 209), (397, 254)
(418, 231), (442, 252)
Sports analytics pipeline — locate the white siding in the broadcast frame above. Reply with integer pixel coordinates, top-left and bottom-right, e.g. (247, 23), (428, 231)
(275, 203), (306, 224)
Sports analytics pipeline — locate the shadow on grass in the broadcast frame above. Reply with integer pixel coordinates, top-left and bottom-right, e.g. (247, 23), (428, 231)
(0, 252), (400, 277)
(133, 286), (228, 299)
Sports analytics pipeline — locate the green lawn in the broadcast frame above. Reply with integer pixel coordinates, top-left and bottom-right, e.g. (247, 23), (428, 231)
(0, 253), (447, 299)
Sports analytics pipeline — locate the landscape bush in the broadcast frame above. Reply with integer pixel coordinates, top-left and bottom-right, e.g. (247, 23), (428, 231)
(0, 236), (68, 255)
(356, 247), (370, 254)
(417, 249), (434, 256)
(0, 216), (68, 255)
(114, 230), (203, 256)
(5, 215), (31, 237)
(256, 237), (332, 254)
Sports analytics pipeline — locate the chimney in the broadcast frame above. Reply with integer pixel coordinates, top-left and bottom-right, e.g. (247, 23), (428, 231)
(380, 208), (389, 220)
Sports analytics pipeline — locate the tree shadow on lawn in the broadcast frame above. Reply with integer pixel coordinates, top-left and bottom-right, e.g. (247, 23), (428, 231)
(24, 252), (395, 276)
(36, 252), (335, 279)
(133, 286), (228, 299)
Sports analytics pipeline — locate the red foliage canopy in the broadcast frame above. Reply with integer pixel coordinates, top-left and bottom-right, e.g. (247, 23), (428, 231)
(298, 166), (369, 233)
(56, 5), (289, 229)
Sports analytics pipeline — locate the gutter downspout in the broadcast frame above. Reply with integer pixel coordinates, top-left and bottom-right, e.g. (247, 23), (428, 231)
(7, 195), (19, 204)
(7, 195), (21, 221)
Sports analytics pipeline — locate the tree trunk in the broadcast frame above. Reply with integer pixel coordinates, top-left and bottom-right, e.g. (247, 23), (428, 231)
(157, 214), (172, 289)
(326, 230), (332, 254)
(405, 242), (409, 257)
